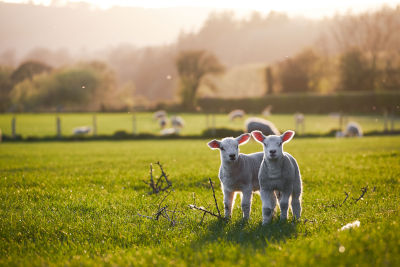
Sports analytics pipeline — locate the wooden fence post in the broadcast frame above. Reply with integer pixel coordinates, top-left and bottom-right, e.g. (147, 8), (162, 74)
(92, 114), (97, 136)
(11, 116), (16, 139)
(132, 113), (137, 134)
(56, 116), (61, 138)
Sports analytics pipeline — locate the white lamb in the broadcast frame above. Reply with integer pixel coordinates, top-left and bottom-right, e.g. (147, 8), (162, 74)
(73, 126), (91, 135)
(228, 109), (245, 121)
(153, 110), (167, 120)
(245, 117), (280, 136)
(171, 116), (185, 128)
(207, 133), (264, 220)
(336, 122), (363, 138)
(252, 130), (302, 224)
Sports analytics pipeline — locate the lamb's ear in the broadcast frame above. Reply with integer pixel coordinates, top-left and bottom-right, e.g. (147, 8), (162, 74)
(251, 130), (265, 143)
(281, 130), (295, 143)
(207, 139), (221, 150)
(236, 133), (251, 145)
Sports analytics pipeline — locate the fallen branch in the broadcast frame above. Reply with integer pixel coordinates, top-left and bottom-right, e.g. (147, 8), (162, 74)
(188, 178), (227, 222)
(339, 192), (349, 207)
(353, 186), (368, 203)
(143, 162), (172, 194)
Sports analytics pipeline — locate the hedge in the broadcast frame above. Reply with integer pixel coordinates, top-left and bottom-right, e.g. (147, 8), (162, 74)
(196, 92), (400, 114)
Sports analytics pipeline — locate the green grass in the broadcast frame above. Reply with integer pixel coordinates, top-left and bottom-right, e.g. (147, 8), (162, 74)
(0, 112), (397, 138)
(0, 137), (399, 266)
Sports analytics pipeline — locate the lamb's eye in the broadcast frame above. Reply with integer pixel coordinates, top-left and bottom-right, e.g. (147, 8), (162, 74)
(279, 142), (282, 146)
(220, 147), (225, 151)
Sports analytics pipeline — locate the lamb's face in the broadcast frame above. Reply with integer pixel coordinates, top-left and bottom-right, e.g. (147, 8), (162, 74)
(207, 133), (251, 163)
(252, 130), (295, 161)
(262, 135), (283, 160)
(219, 138), (240, 162)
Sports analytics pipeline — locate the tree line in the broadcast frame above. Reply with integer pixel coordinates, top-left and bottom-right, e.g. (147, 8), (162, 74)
(0, 5), (399, 111)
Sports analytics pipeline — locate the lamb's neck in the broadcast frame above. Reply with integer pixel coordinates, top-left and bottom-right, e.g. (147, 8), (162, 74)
(263, 156), (284, 172)
(221, 155), (243, 173)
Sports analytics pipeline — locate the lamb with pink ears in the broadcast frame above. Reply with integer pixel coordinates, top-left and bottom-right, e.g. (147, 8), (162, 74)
(207, 133), (264, 220)
(252, 130), (302, 224)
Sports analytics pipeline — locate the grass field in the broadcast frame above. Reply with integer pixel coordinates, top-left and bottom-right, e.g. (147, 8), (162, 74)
(0, 136), (399, 266)
(0, 113), (397, 138)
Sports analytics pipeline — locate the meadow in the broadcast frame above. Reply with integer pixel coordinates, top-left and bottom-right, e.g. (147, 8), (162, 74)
(0, 112), (397, 138)
(0, 136), (399, 266)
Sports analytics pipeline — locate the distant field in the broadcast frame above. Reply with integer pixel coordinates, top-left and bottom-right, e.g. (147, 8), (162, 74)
(0, 136), (399, 266)
(0, 113), (396, 137)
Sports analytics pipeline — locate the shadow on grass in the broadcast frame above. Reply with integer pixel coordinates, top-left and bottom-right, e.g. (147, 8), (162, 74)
(190, 218), (298, 250)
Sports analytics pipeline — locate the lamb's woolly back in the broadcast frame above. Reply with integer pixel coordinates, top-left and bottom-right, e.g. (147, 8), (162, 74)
(229, 109), (245, 121)
(345, 122), (363, 137)
(245, 117), (280, 136)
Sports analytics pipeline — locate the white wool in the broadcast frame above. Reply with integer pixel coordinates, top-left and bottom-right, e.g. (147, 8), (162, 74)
(252, 130), (302, 224)
(208, 133), (263, 220)
(340, 220), (360, 231)
(73, 126), (91, 135)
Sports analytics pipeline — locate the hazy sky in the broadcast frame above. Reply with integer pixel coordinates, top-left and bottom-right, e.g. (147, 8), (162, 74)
(2, 0), (400, 18)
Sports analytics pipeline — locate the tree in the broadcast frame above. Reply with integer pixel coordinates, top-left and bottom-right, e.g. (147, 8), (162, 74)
(278, 48), (320, 93)
(338, 49), (373, 91)
(265, 66), (274, 95)
(11, 60), (52, 84)
(10, 61), (117, 111)
(332, 6), (400, 90)
(0, 66), (14, 111)
(176, 50), (224, 109)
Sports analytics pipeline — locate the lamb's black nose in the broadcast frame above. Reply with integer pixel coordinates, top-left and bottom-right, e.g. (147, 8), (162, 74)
(270, 150), (276, 154)
(229, 154), (236, 160)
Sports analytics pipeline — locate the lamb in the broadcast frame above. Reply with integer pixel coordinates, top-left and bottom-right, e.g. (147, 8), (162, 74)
(158, 117), (168, 129)
(245, 117), (280, 136)
(294, 112), (305, 134)
(73, 126), (91, 135)
(345, 122), (363, 137)
(207, 133), (264, 220)
(171, 116), (185, 128)
(153, 110), (167, 120)
(252, 130), (302, 224)
(336, 122), (363, 137)
(228, 109), (245, 121)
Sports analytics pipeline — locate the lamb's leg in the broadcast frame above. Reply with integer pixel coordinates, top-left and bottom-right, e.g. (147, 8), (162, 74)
(241, 189), (253, 220)
(261, 189), (276, 225)
(279, 190), (291, 221)
(291, 189), (302, 220)
(223, 190), (235, 219)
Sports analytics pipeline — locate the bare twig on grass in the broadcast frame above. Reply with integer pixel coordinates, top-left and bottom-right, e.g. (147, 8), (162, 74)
(352, 186), (368, 203)
(339, 192), (349, 207)
(137, 189), (182, 226)
(143, 162), (172, 194)
(323, 186), (369, 209)
(188, 178), (227, 222)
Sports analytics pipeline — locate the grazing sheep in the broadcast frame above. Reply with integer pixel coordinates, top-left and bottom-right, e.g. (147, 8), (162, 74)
(252, 130), (302, 224)
(345, 122), (363, 137)
(207, 133), (264, 220)
(171, 116), (185, 128)
(160, 128), (180, 136)
(245, 117), (280, 136)
(153, 110), (167, 120)
(262, 105), (272, 117)
(229, 109), (246, 121)
(336, 122), (363, 137)
(73, 126), (91, 135)
(159, 117), (168, 129)
(294, 112), (305, 134)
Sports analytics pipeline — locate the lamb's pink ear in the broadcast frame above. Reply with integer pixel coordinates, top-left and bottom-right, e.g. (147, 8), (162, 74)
(251, 131), (265, 143)
(236, 133), (251, 145)
(281, 130), (295, 143)
(207, 139), (221, 150)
